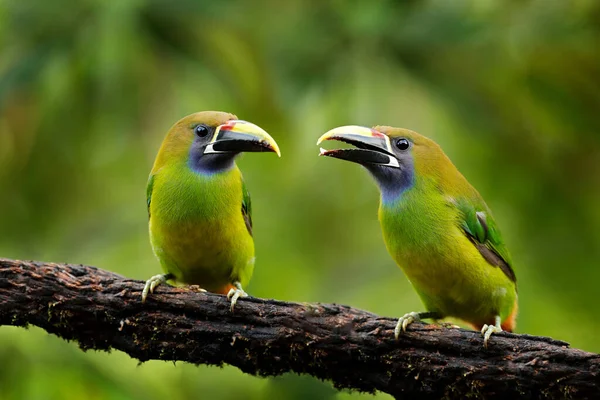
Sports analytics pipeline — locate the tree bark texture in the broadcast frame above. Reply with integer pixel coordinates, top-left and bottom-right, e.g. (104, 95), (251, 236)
(0, 258), (598, 399)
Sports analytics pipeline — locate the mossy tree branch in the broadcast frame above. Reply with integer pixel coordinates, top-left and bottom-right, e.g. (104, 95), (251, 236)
(0, 258), (598, 399)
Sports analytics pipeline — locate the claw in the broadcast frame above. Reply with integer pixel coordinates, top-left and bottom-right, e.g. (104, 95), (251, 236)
(226, 281), (248, 312)
(394, 311), (421, 340)
(142, 274), (169, 303)
(481, 316), (503, 348)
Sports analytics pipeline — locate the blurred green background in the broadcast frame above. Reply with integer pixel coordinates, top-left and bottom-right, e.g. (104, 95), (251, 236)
(1, 0), (600, 399)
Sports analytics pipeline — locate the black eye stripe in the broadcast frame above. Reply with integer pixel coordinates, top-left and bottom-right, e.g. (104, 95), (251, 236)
(194, 124), (210, 137)
(395, 138), (410, 151)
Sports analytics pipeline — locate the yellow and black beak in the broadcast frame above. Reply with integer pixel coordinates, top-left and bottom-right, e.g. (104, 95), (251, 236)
(317, 125), (399, 168)
(205, 120), (281, 157)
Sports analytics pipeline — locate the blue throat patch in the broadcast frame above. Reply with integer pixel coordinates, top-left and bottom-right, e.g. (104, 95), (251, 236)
(188, 140), (236, 175)
(366, 161), (415, 205)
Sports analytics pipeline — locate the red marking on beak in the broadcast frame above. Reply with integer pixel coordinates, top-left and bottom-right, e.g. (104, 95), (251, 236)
(220, 122), (236, 130)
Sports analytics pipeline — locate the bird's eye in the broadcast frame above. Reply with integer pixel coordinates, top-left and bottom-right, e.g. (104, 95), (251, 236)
(194, 124), (210, 137)
(395, 138), (410, 151)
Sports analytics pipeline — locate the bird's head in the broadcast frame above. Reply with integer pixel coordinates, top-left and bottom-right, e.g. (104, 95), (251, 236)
(158, 111), (280, 174)
(318, 125), (448, 202)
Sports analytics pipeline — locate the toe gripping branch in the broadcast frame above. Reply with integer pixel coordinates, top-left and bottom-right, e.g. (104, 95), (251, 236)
(481, 316), (503, 348)
(141, 273), (174, 303)
(394, 311), (443, 339)
(226, 281), (248, 312)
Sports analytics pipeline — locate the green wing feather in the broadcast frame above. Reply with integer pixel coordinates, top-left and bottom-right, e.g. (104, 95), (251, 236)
(146, 174), (155, 218)
(241, 176), (253, 236)
(455, 197), (516, 283)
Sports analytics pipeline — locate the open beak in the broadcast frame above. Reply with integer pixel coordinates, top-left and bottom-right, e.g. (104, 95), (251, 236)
(204, 120), (281, 157)
(317, 125), (399, 168)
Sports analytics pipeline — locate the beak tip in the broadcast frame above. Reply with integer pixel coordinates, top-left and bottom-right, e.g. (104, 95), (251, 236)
(316, 132), (332, 146)
(271, 144), (281, 157)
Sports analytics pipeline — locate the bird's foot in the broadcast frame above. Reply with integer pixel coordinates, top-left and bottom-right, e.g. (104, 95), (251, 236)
(226, 281), (248, 312)
(394, 311), (443, 339)
(142, 274), (171, 303)
(481, 316), (502, 348)
(394, 312), (421, 339)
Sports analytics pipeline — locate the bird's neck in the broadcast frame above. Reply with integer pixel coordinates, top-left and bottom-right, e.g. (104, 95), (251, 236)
(189, 153), (237, 175)
(366, 164), (415, 205)
(378, 176), (450, 259)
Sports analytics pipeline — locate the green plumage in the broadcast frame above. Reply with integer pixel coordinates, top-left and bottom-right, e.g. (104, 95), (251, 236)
(142, 111), (279, 304)
(374, 127), (517, 331)
(379, 176), (517, 328)
(148, 163), (254, 293)
(317, 124), (518, 341)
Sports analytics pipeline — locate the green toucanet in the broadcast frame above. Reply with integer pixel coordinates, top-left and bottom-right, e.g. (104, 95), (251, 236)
(317, 125), (517, 346)
(143, 111), (280, 310)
